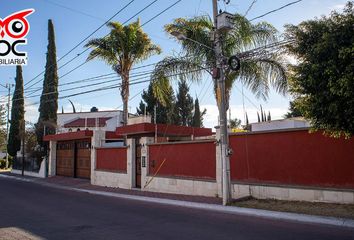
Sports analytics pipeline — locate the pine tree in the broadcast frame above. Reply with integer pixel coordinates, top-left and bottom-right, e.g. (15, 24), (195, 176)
(175, 79), (194, 126)
(192, 98), (201, 127)
(137, 82), (176, 124)
(267, 111), (271, 121)
(8, 66), (25, 157)
(36, 19), (59, 147)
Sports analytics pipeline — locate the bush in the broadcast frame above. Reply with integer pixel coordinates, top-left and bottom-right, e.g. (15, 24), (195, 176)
(0, 159), (6, 169)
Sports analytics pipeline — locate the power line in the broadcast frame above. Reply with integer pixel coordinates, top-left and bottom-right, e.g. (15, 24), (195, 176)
(24, 0), (165, 92)
(250, 0), (302, 21)
(41, 0), (106, 21)
(244, 0), (257, 17)
(141, 0), (182, 27)
(24, 0), (136, 88)
(10, 67), (205, 109)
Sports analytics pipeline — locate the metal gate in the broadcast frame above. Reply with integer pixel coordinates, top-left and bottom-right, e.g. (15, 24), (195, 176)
(75, 140), (91, 179)
(56, 139), (91, 179)
(56, 141), (75, 177)
(135, 139), (142, 188)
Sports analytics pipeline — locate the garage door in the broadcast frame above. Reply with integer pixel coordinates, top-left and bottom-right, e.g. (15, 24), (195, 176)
(56, 141), (74, 177)
(75, 140), (91, 179)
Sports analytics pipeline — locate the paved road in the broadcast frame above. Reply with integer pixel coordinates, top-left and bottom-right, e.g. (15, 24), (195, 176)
(0, 177), (353, 240)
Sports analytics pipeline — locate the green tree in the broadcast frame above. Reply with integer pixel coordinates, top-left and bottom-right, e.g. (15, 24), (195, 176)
(85, 19), (161, 125)
(36, 19), (59, 148)
(175, 79), (194, 126)
(8, 66), (25, 157)
(229, 118), (241, 129)
(191, 98), (206, 127)
(0, 104), (7, 151)
(285, 2), (354, 137)
(152, 14), (287, 109)
(284, 101), (302, 118)
(137, 81), (176, 124)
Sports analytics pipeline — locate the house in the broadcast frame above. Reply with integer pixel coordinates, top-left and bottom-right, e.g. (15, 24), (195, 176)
(57, 110), (124, 133)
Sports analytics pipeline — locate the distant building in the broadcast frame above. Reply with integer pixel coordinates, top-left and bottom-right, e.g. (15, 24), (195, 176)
(57, 110), (124, 133)
(250, 117), (310, 132)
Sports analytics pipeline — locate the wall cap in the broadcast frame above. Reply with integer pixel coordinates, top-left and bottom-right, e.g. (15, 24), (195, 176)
(232, 180), (354, 193)
(148, 139), (216, 146)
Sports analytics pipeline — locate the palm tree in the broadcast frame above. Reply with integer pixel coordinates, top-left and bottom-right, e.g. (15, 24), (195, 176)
(85, 19), (161, 125)
(151, 14), (288, 109)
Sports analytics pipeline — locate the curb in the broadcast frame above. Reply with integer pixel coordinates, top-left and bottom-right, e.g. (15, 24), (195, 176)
(1, 173), (354, 228)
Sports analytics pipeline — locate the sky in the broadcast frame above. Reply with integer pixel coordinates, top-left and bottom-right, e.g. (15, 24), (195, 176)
(0, 0), (348, 129)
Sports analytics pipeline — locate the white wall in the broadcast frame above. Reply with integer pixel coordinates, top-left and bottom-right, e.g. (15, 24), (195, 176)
(251, 118), (310, 132)
(231, 183), (354, 204)
(57, 110), (123, 133)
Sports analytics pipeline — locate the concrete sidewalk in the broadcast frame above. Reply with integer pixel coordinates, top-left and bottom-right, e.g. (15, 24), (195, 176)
(1, 173), (354, 229)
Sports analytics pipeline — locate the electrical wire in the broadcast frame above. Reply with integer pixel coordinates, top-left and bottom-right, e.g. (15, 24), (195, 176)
(24, 0), (136, 88)
(250, 0), (302, 21)
(24, 0), (182, 95)
(244, 0), (257, 17)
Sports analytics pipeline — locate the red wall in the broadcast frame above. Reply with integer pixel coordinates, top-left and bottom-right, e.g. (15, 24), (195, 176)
(96, 147), (127, 172)
(148, 141), (216, 180)
(229, 130), (354, 189)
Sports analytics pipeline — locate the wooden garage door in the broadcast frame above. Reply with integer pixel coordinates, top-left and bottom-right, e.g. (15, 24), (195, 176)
(75, 140), (91, 179)
(56, 141), (74, 177)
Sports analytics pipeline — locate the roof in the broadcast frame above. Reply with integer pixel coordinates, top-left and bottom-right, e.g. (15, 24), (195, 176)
(116, 123), (213, 137)
(58, 110), (122, 115)
(43, 130), (93, 141)
(64, 117), (112, 128)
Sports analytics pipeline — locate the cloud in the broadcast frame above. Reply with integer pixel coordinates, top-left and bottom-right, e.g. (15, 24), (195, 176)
(24, 99), (39, 124)
(331, 4), (345, 10)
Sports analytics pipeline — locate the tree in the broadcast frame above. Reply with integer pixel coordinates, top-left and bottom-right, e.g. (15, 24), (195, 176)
(90, 107), (98, 112)
(0, 104), (7, 151)
(85, 19), (161, 125)
(284, 101), (302, 118)
(175, 79), (194, 126)
(152, 14), (287, 110)
(8, 66), (25, 157)
(136, 81), (176, 124)
(229, 118), (241, 129)
(285, 2), (354, 137)
(191, 98), (206, 127)
(36, 19), (59, 148)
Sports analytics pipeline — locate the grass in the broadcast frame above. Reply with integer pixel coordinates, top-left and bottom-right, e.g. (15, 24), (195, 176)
(232, 197), (354, 219)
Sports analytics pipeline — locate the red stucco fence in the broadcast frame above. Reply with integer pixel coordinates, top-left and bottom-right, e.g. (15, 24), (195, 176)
(148, 140), (216, 180)
(96, 147), (127, 172)
(229, 129), (354, 189)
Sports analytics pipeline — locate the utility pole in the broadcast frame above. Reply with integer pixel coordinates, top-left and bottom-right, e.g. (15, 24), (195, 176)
(212, 0), (232, 205)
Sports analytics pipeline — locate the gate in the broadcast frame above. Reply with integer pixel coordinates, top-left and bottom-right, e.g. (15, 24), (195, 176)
(56, 139), (91, 179)
(56, 141), (75, 177)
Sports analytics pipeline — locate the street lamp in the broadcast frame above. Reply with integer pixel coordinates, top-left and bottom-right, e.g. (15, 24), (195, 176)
(170, 31), (215, 52)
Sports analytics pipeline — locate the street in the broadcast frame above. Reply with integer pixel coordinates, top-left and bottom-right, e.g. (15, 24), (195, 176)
(0, 177), (353, 240)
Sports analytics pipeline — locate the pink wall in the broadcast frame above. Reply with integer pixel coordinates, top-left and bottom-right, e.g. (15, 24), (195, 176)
(229, 130), (354, 189)
(148, 141), (216, 180)
(96, 147), (127, 172)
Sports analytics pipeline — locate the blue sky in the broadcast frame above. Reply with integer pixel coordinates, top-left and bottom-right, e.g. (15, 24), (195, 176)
(0, 0), (348, 128)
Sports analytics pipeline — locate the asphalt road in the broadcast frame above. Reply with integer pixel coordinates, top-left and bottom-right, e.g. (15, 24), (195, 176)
(0, 177), (353, 240)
